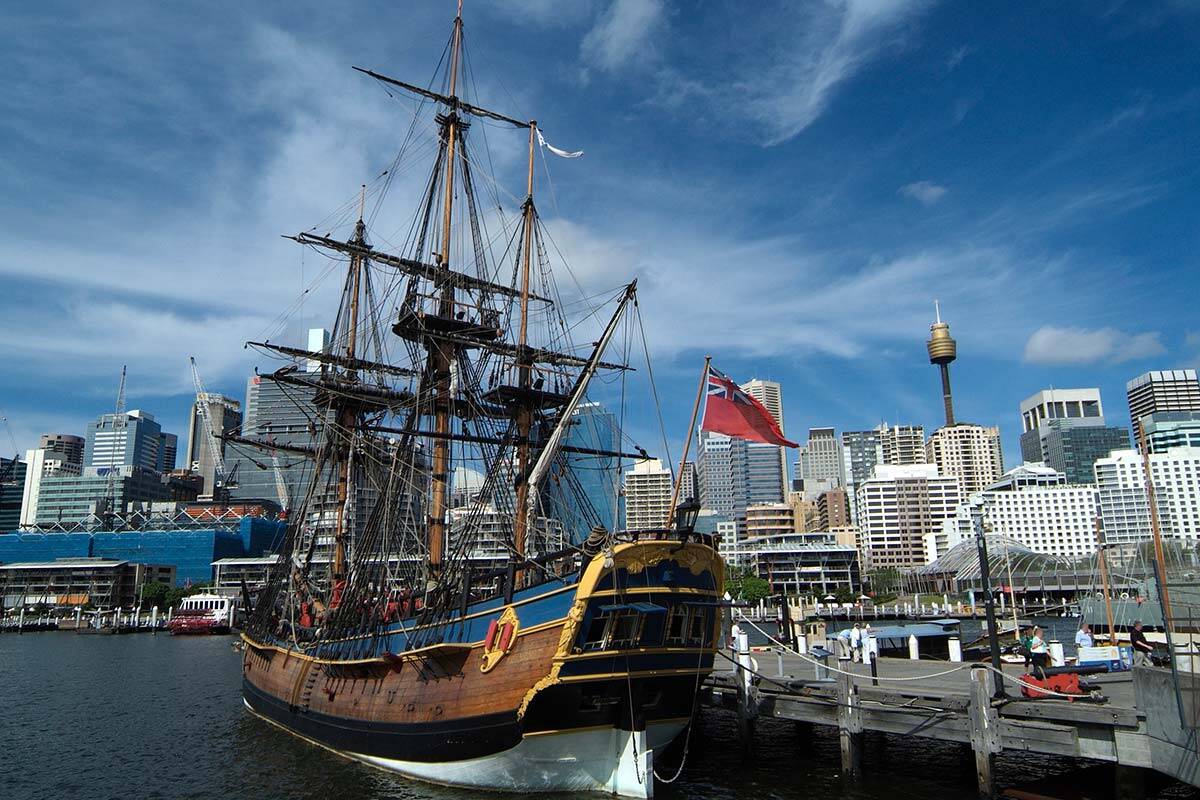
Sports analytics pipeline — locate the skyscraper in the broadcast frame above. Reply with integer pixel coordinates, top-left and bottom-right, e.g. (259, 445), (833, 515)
(679, 460), (697, 503)
(85, 410), (172, 474)
(623, 458), (673, 531)
(740, 379), (787, 505)
(1018, 388), (1129, 484)
(926, 424), (1004, 496)
(857, 464), (961, 570)
(186, 393), (244, 496)
(840, 423), (926, 524)
(1127, 370), (1200, 450)
(549, 401), (621, 542)
(0, 457), (27, 531)
(39, 434), (84, 466)
(698, 432), (747, 524)
(1142, 412), (1200, 452)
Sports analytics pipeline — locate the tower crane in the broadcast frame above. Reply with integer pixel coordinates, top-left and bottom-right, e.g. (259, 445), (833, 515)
(189, 357), (234, 500)
(102, 366), (127, 527)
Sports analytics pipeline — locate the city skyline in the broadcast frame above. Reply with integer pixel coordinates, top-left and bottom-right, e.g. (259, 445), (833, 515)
(2, 2), (1199, 478)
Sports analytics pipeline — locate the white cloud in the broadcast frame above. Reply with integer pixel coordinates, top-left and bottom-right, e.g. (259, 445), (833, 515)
(946, 44), (972, 70)
(581, 0), (665, 73)
(653, 0), (935, 145)
(1022, 326), (1166, 365)
(899, 180), (948, 205)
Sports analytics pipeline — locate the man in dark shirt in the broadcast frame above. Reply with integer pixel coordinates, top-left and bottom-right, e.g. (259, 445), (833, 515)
(1129, 620), (1154, 667)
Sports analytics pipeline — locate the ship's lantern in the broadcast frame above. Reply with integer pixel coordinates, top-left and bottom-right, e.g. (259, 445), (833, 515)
(675, 498), (701, 534)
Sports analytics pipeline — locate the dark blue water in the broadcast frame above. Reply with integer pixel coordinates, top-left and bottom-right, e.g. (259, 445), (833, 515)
(0, 632), (1194, 800)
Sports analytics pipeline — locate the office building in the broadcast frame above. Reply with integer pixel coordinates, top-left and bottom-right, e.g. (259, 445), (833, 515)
(227, 333), (330, 505)
(0, 457), (27, 531)
(1142, 412), (1200, 453)
(1127, 370), (1200, 450)
(743, 532), (861, 595)
(745, 502), (795, 538)
(856, 464), (961, 571)
(817, 487), (850, 530)
(788, 493), (821, 532)
(794, 428), (842, 494)
(1018, 388), (1128, 484)
(544, 401), (621, 542)
(0, 558), (175, 609)
(926, 424), (1004, 496)
(185, 393), (243, 496)
(740, 379), (788, 505)
(623, 459), (673, 531)
(678, 461), (697, 503)
(928, 465), (1099, 562)
(19, 445), (84, 527)
(840, 423), (925, 525)
(40, 434), (85, 466)
(160, 433), (177, 472)
(33, 465), (173, 526)
(85, 410), (174, 473)
(1095, 447), (1200, 545)
(698, 432), (747, 523)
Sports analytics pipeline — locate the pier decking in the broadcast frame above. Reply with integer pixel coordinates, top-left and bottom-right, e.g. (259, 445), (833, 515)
(705, 650), (1198, 797)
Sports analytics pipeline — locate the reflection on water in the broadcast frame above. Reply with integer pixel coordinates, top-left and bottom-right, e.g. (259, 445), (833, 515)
(0, 631), (1193, 800)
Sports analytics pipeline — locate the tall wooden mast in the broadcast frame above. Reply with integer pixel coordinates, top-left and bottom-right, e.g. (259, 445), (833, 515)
(512, 122), (537, 574)
(426, 2), (465, 580)
(332, 185), (368, 581)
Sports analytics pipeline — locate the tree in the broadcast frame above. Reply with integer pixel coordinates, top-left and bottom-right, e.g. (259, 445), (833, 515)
(139, 581), (170, 610)
(868, 567), (902, 595)
(726, 567), (772, 604)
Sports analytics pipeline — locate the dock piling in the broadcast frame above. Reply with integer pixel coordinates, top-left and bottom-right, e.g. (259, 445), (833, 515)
(836, 656), (863, 775)
(908, 634), (920, 660)
(967, 666), (1002, 798)
(949, 636), (962, 662)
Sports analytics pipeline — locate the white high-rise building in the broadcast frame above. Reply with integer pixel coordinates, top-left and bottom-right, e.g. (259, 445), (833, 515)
(880, 424), (926, 466)
(926, 424), (1004, 496)
(1095, 447), (1200, 545)
(698, 432), (746, 522)
(928, 465), (1099, 562)
(623, 458), (674, 531)
(856, 464), (961, 571)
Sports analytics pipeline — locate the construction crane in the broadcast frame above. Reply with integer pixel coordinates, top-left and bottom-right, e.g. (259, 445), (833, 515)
(102, 366), (127, 527)
(271, 453), (289, 517)
(189, 357), (233, 500)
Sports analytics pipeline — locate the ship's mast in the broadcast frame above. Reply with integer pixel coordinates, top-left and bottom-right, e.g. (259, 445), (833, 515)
(512, 122), (537, 577)
(331, 185), (368, 581)
(426, 3), (465, 581)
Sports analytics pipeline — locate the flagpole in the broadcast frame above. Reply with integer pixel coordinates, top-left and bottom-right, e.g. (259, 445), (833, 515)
(666, 355), (711, 529)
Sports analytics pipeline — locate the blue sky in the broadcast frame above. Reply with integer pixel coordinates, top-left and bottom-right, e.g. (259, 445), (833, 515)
(1, 1), (1198, 474)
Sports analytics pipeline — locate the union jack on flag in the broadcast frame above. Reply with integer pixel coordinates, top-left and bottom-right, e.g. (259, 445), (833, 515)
(706, 368), (753, 404)
(700, 364), (798, 448)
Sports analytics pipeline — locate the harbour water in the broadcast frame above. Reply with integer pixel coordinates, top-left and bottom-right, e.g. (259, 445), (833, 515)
(2, 629), (1194, 800)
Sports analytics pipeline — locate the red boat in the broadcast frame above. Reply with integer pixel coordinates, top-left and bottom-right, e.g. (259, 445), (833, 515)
(167, 594), (237, 635)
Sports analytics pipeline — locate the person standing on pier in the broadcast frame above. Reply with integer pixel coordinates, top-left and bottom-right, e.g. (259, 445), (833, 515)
(1075, 622), (1093, 650)
(1020, 626), (1033, 670)
(1028, 626), (1049, 678)
(1130, 620), (1154, 666)
(850, 623), (863, 662)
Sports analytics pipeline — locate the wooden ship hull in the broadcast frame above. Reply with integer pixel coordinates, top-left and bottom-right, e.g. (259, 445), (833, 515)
(242, 540), (724, 798)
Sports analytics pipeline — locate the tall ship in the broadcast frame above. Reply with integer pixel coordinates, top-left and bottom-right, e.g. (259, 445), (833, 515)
(238, 6), (723, 797)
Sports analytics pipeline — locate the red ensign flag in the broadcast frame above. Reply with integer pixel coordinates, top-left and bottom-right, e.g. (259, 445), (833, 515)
(700, 366), (798, 448)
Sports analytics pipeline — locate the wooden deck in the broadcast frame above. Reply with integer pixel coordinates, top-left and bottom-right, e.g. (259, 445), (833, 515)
(703, 652), (1197, 797)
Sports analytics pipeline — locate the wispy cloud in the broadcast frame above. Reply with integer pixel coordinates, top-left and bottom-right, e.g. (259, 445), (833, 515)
(581, 0), (665, 74)
(651, 0), (936, 145)
(899, 180), (948, 205)
(1023, 325), (1165, 365)
(946, 44), (972, 71)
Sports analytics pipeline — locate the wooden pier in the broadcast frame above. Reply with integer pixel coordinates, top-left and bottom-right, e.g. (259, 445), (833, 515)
(704, 649), (1199, 797)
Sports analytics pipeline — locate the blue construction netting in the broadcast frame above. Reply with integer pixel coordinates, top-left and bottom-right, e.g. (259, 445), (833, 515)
(0, 518), (287, 586)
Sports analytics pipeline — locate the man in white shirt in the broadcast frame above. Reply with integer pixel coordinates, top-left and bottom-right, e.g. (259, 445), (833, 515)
(1075, 623), (1094, 650)
(850, 623), (863, 662)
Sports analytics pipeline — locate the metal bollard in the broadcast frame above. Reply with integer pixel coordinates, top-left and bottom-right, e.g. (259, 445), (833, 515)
(908, 634), (920, 660)
(949, 636), (962, 662)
